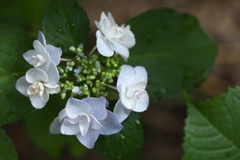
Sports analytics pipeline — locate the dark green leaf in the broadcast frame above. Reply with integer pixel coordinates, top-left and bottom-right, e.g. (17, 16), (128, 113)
(24, 94), (87, 158)
(0, 30), (34, 126)
(127, 8), (217, 100)
(183, 87), (240, 160)
(0, 0), (49, 30)
(0, 128), (18, 160)
(95, 112), (144, 160)
(16, 0), (50, 22)
(43, 0), (90, 55)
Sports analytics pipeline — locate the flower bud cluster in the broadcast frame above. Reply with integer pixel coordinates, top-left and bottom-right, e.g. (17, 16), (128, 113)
(58, 46), (120, 98)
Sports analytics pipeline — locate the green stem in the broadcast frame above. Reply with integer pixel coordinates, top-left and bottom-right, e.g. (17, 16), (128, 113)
(61, 58), (72, 62)
(88, 45), (97, 56)
(105, 84), (117, 90)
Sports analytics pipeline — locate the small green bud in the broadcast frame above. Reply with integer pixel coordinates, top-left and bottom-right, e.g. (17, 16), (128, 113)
(89, 75), (96, 80)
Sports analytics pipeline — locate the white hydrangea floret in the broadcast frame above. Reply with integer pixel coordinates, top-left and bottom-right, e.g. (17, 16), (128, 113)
(50, 97), (123, 149)
(95, 12), (136, 60)
(23, 31), (62, 69)
(114, 65), (149, 122)
(15, 62), (60, 109)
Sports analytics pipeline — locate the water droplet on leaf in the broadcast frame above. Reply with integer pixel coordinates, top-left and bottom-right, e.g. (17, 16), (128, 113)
(120, 134), (125, 139)
(160, 87), (166, 94)
(129, 125), (133, 130)
(116, 155), (122, 159)
(55, 28), (63, 33)
(135, 120), (140, 125)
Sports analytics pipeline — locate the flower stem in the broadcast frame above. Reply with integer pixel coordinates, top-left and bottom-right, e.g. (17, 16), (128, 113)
(105, 84), (117, 90)
(61, 58), (72, 62)
(88, 45), (97, 56)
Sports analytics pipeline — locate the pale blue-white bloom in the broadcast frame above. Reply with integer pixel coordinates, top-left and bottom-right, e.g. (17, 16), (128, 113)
(50, 97), (123, 149)
(95, 12), (135, 61)
(73, 67), (81, 74)
(114, 65), (149, 122)
(23, 31), (62, 69)
(72, 86), (82, 94)
(15, 63), (60, 109)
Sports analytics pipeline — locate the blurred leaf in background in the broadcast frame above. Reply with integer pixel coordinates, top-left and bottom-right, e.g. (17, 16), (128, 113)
(0, 128), (18, 160)
(0, 0), (49, 34)
(0, 30), (34, 126)
(127, 8), (217, 100)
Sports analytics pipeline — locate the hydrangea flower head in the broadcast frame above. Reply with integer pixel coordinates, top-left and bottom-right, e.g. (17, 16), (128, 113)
(114, 65), (149, 122)
(95, 12), (135, 60)
(23, 31), (62, 69)
(15, 62), (60, 109)
(50, 97), (123, 149)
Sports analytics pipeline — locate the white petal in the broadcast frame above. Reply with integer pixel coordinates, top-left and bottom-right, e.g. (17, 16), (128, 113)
(90, 115), (102, 130)
(120, 85), (136, 110)
(96, 31), (114, 57)
(44, 84), (60, 94)
(25, 68), (48, 83)
(58, 109), (67, 122)
(61, 118), (80, 135)
(107, 12), (116, 26)
(38, 31), (46, 46)
(99, 12), (110, 34)
(108, 26), (124, 39)
(99, 110), (123, 134)
(29, 90), (49, 109)
(67, 116), (81, 124)
(76, 128), (99, 149)
(33, 40), (51, 63)
(94, 20), (101, 30)
(79, 115), (90, 136)
(121, 28), (136, 48)
(117, 65), (136, 89)
(126, 82), (147, 97)
(82, 97), (107, 120)
(43, 61), (59, 85)
(134, 66), (148, 83)
(45, 44), (62, 65)
(133, 93), (149, 112)
(65, 97), (91, 118)
(109, 40), (129, 61)
(113, 100), (132, 123)
(15, 76), (30, 97)
(23, 50), (38, 65)
(49, 117), (61, 134)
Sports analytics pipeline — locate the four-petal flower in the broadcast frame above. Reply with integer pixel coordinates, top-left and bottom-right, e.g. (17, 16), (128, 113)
(50, 97), (123, 149)
(15, 65), (60, 109)
(95, 12), (135, 60)
(23, 31), (62, 69)
(114, 65), (149, 122)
